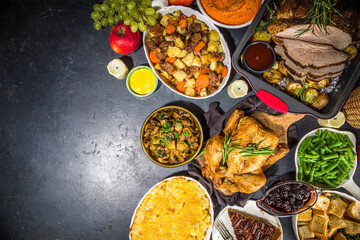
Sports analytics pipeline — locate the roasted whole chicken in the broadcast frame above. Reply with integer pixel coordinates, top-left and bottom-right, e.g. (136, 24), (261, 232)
(198, 110), (289, 195)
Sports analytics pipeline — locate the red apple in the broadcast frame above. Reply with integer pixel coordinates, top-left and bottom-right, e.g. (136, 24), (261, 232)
(109, 21), (141, 55)
(169, 0), (194, 6)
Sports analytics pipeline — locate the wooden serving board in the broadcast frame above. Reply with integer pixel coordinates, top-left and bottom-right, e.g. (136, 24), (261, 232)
(250, 111), (305, 145)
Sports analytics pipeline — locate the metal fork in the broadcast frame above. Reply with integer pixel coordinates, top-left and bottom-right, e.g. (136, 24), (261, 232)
(215, 219), (234, 240)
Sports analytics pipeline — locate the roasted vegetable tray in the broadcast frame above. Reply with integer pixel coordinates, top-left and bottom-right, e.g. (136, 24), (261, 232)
(231, 0), (360, 119)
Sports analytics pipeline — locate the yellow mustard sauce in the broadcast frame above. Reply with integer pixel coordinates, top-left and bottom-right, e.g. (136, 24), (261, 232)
(129, 68), (156, 95)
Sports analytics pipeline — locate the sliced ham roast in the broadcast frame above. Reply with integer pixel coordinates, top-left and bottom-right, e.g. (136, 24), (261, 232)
(275, 25), (352, 50)
(281, 39), (348, 68)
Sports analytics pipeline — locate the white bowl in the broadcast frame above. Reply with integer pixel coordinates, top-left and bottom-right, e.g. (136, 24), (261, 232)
(292, 190), (360, 240)
(294, 128), (360, 200)
(196, 0), (264, 29)
(143, 6), (231, 99)
(129, 176), (214, 239)
(212, 201), (283, 240)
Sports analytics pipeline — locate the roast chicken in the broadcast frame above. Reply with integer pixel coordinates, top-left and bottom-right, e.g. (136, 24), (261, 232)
(199, 110), (289, 195)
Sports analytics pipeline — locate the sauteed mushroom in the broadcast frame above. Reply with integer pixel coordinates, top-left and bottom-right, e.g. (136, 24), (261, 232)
(143, 108), (201, 165)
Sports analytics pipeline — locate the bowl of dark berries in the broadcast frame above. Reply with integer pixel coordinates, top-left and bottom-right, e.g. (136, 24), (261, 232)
(256, 180), (318, 217)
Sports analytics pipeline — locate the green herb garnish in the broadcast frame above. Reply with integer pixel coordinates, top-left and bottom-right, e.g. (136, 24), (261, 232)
(234, 139), (275, 157)
(296, 0), (342, 37)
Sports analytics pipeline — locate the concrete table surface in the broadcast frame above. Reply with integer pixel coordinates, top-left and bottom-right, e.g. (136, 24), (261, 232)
(0, 1), (359, 239)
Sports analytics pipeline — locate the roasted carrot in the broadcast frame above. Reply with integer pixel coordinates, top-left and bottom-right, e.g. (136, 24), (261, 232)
(165, 24), (176, 34)
(149, 50), (161, 64)
(165, 57), (177, 63)
(176, 80), (186, 92)
(195, 86), (202, 94)
(200, 67), (210, 74)
(220, 66), (228, 78)
(179, 19), (187, 28)
(190, 14), (196, 20)
(196, 74), (210, 91)
(194, 41), (205, 53)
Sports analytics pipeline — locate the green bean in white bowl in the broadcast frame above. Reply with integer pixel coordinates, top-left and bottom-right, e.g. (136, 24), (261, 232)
(295, 128), (360, 200)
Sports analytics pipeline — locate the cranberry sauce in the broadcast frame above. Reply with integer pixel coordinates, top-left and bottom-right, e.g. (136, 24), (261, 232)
(261, 183), (312, 213)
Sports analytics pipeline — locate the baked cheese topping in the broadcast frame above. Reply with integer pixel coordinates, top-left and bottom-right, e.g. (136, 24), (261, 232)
(130, 176), (211, 240)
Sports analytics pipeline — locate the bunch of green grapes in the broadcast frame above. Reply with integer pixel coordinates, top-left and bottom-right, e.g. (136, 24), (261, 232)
(91, 0), (158, 32)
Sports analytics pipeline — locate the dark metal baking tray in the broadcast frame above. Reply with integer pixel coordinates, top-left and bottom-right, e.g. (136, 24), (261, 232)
(232, 0), (360, 119)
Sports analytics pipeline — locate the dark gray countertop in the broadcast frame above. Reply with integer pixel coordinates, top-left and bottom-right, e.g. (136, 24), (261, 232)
(0, 0), (359, 239)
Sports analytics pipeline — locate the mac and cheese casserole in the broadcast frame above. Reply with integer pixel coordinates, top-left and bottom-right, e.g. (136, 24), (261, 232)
(129, 176), (212, 240)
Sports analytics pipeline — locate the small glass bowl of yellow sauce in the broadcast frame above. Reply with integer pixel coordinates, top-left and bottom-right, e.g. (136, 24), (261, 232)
(126, 66), (158, 97)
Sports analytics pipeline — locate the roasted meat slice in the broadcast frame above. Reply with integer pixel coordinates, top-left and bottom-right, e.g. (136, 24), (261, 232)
(159, 41), (174, 50)
(185, 66), (199, 76)
(156, 51), (166, 61)
(209, 71), (220, 86)
(148, 24), (164, 36)
(281, 39), (348, 69)
(160, 62), (176, 74)
(276, 25), (352, 50)
(275, 44), (346, 78)
(145, 39), (157, 50)
(185, 41), (198, 51)
(189, 22), (201, 32)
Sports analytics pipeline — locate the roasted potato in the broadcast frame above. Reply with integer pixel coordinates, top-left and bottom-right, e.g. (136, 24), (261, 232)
(302, 88), (318, 104)
(207, 41), (218, 52)
(209, 30), (220, 41)
(176, 25), (186, 34)
(306, 78), (329, 90)
(184, 87), (196, 96)
(184, 78), (195, 89)
(200, 54), (212, 65)
(160, 71), (172, 81)
(173, 70), (187, 82)
(154, 63), (161, 70)
(174, 59), (186, 70)
(178, 50), (188, 58)
(175, 37), (185, 49)
(192, 56), (202, 67)
(278, 60), (287, 76)
(285, 82), (302, 96)
(271, 60), (279, 70)
(251, 30), (271, 44)
(311, 93), (329, 110)
(263, 69), (283, 84)
(210, 61), (217, 71)
(182, 52), (194, 66)
(344, 45), (358, 61)
(160, 14), (171, 27)
(167, 46), (182, 58)
(216, 44), (223, 53)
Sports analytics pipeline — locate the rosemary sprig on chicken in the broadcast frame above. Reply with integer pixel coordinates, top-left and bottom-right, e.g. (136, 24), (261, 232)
(221, 134), (275, 165)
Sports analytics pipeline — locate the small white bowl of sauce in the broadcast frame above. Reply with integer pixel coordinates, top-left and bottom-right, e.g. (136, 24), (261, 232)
(126, 66), (158, 97)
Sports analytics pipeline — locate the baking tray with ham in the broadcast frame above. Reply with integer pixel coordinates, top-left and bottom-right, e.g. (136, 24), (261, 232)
(232, 0), (360, 119)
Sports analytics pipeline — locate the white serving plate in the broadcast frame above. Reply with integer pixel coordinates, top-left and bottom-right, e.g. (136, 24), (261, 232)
(143, 6), (231, 99)
(294, 127), (360, 200)
(212, 200), (283, 240)
(129, 176), (214, 240)
(196, 0), (264, 29)
(292, 190), (360, 240)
